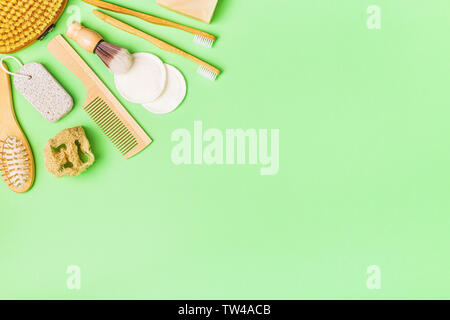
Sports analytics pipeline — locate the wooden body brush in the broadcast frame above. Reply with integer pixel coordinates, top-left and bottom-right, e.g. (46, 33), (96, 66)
(94, 10), (221, 81)
(0, 63), (35, 193)
(66, 22), (133, 74)
(0, 0), (68, 54)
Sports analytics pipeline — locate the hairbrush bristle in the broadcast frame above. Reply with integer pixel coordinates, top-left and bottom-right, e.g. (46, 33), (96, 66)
(0, 0), (67, 53)
(0, 136), (31, 189)
(95, 41), (134, 75)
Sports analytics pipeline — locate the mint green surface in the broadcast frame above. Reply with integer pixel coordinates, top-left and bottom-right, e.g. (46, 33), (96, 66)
(1, 0), (450, 299)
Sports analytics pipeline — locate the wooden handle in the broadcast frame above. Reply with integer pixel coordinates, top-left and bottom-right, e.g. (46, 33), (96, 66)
(47, 35), (102, 102)
(0, 63), (35, 193)
(0, 63), (16, 134)
(83, 0), (216, 41)
(93, 10), (221, 75)
(66, 21), (103, 53)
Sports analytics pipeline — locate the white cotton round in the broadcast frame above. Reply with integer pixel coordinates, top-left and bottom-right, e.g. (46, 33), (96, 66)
(114, 52), (167, 104)
(142, 64), (186, 114)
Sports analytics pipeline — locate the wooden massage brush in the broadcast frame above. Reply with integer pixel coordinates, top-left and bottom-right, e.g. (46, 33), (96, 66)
(0, 63), (35, 193)
(0, 0), (68, 53)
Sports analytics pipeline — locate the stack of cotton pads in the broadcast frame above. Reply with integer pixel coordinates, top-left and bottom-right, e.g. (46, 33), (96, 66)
(115, 53), (186, 114)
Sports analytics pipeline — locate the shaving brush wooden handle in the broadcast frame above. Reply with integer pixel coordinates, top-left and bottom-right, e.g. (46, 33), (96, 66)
(67, 22), (103, 52)
(66, 22), (133, 74)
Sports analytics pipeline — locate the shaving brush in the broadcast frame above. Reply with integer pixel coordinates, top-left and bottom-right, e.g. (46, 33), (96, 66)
(66, 22), (133, 74)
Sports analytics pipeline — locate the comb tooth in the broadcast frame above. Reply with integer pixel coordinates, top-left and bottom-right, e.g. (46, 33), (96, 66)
(93, 105), (117, 127)
(103, 114), (128, 136)
(84, 97), (142, 156)
(112, 132), (135, 152)
(109, 130), (129, 149)
(89, 100), (109, 119)
(97, 110), (122, 134)
(88, 100), (120, 131)
(85, 98), (104, 117)
(113, 132), (135, 152)
(121, 141), (138, 155)
(116, 134), (136, 152)
(121, 145), (137, 156)
(91, 110), (117, 130)
(103, 118), (128, 141)
(104, 122), (127, 145)
(109, 124), (130, 141)
(85, 98), (103, 115)
(120, 137), (136, 149)
(85, 96), (101, 108)
(98, 116), (122, 138)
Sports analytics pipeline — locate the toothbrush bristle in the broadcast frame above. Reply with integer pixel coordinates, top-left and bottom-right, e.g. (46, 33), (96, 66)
(193, 35), (214, 48)
(197, 66), (219, 81)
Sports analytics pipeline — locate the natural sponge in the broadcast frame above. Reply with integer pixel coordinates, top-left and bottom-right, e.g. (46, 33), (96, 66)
(44, 127), (94, 177)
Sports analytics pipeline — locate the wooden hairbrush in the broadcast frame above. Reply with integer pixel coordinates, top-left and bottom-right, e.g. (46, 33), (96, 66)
(0, 63), (35, 193)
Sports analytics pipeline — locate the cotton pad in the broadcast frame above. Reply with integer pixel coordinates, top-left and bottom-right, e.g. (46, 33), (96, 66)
(142, 64), (186, 114)
(114, 52), (166, 104)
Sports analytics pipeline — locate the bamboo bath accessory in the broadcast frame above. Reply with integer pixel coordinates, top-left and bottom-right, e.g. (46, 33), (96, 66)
(93, 10), (221, 81)
(83, 0), (216, 48)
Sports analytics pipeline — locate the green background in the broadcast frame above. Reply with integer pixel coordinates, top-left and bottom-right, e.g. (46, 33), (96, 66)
(1, 0), (450, 299)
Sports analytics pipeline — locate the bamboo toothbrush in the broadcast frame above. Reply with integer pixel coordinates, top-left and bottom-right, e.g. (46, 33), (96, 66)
(0, 63), (35, 193)
(66, 21), (133, 74)
(83, 0), (216, 48)
(93, 10), (221, 81)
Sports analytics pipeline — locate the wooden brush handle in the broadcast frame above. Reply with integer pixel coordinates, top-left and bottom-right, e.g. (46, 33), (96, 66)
(0, 62), (35, 193)
(66, 21), (103, 53)
(93, 10), (221, 75)
(83, 0), (216, 41)
(0, 63), (17, 137)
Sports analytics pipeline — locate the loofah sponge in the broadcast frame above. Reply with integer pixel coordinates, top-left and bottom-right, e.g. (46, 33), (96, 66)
(44, 127), (95, 177)
(0, 0), (68, 53)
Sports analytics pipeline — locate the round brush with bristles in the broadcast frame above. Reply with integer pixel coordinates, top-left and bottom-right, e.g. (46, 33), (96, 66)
(0, 63), (35, 193)
(66, 22), (133, 74)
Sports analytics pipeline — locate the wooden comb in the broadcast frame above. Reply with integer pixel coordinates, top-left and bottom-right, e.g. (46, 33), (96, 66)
(47, 35), (151, 159)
